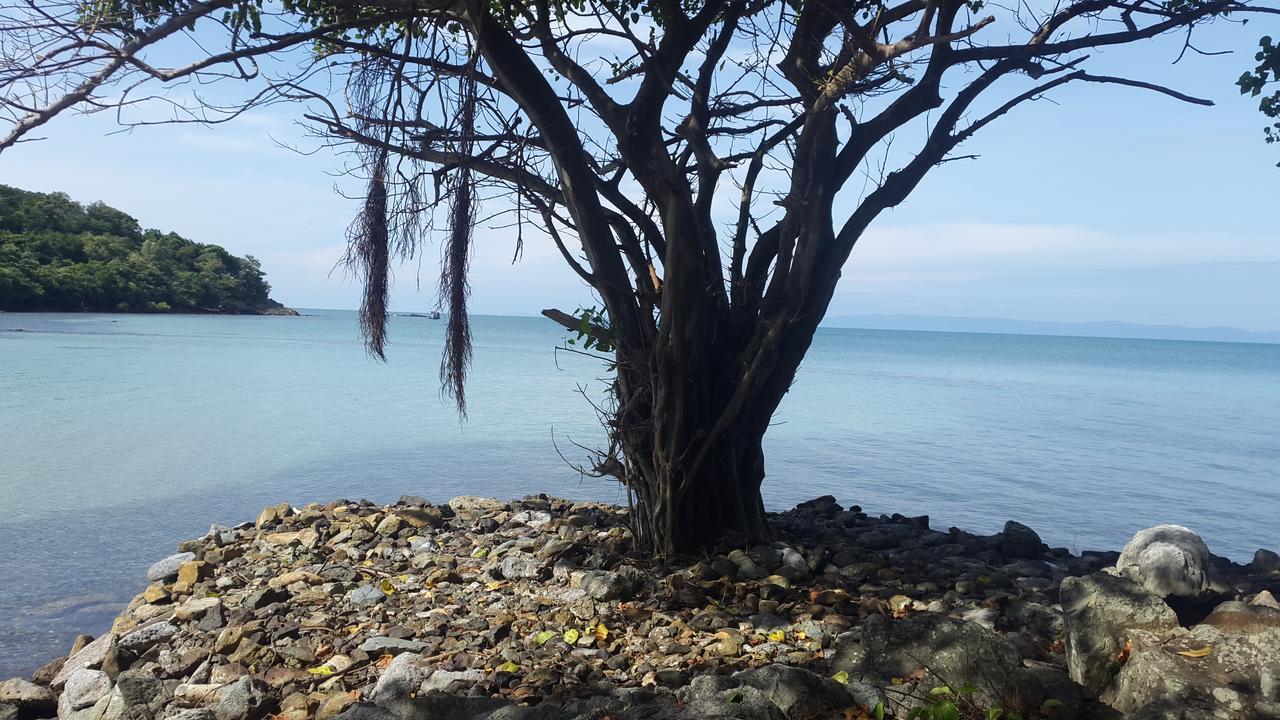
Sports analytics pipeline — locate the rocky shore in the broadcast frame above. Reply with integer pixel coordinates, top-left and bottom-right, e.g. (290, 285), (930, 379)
(1, 496), (1276, 720)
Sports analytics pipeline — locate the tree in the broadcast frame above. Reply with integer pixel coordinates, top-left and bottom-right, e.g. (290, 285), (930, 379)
(1, 0), (1274, 553)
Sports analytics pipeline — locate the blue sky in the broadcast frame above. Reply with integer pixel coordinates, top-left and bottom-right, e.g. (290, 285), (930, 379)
(1, 16), (1276, 331)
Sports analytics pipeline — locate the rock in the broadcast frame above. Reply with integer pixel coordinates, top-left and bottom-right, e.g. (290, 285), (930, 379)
(1253, 590), (1280, 610)
(116, 669), (177, 716)
(147, 552), (196, 582)
(62, 669), (112, 711)
(0, 678), (56, 710)
(0, 703), (16, 720)
(255, 502), (293, 529)
(53, 633), (117, 688)
(500, 553), (542, 580)
(173, 597), (221, 621)
(733, 664), (877, 717)
(1059, 571), (1180, 696)
(243, 586), (289, 610)
(775, 547), (810, 582)
(831, 614), (1024, 709)
(178, 561), (211, 586)
(1252, 548), (1280, 574)
(1001, 521), (1044, 559)
(1200, 600), (1280, 634)
(1115, 524), (1212, 598)
(358, 637), (429, 655)
(419, 669), (484, 694)
(374, 514), (402, 536)
(119, 621), (179, 652)
(344, 584), (386, 606)
(168, 711), (217, 720)
(581, 570), (630, 601)
(213, 676), (271, 720)
(448, 496), (506, 516)
(398, 507), (444, 529)
(369, 653), (427, 709)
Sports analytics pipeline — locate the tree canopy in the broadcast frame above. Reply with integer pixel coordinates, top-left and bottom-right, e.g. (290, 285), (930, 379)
(0, 185), (290, 314)
(1, 0), (1275, 551)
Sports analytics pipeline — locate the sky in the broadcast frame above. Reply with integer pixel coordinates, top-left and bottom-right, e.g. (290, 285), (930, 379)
(1, 14), (1277, 331)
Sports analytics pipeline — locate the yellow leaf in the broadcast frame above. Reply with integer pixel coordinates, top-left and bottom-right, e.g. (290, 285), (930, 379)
(767, 629), (785, 643)
(595, 624), (609, 641)
(763, 575), (791, 589)
(379, 579), (396, 595)
(795, 630), (807, 640)
(1177, 646), (1213, 658)
(486, 581), (505, 591)
(832, 670), (850, 685)
(306, 665), (335, 676)
(497, 661), (520, 673)
(472, 547), (489, 559)
(363, 559), (373, 567)
(563, 628), (580, 644)
(533, 630), (556, 645)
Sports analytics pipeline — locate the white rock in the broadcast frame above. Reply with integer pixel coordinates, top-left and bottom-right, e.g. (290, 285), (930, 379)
(62, 669), (112, 711)
(52, 633), (117, 688)
(1115, 524), (1211, 598)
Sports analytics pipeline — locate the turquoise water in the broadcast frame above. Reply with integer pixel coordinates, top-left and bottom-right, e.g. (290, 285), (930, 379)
(1, 310), (1277, 677)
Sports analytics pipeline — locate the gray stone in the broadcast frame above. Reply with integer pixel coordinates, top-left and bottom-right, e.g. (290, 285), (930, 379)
(775, 547), (810, 582)
(213, 677), (271, 720)
(509, 510), (552, 528)
(398, 695), (508, 720)
(63, 669), (112, 711)
(0, 703), (16, 720)
(580, 570), (630, 601)
(419, 669), (484, 694)
(147, 552), (196, 582)
(674, 675), (785, 720)
(359, 637), (429, 655)
(0, 678), (56, 709)
(1000, 521), (1044, 559)
(734, 664), (878, 717)
(831, 614), (1023, 709)
(119, 622), (178, 653)
(499, 553), (541, 580)
(115, 669), (176, 713)
(1059, 571), (1179, 696)
(53, 633), (117, 687)
(345, 584), (386, 606)
(370, 653), (427, 710)
(1115, 524), (1212, 598)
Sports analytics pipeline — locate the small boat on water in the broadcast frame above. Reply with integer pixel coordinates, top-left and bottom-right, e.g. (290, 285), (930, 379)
(396, 310), (442, 319)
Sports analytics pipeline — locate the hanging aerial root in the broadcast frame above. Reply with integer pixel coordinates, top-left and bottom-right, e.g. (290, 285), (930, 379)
(348, 148), (392, 359)
(439, 61), (478, 414)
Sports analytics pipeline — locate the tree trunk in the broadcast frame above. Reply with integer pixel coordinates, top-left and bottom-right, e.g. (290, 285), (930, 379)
(611, 330), (792, 555)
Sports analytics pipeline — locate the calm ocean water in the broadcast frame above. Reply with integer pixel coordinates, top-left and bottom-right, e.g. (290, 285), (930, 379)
(1, 310), (1277, 677)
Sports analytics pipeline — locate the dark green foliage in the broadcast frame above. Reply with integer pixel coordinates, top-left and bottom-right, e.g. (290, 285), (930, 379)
(1239, 35), (1280, 161)
(0, 185), (284, 313)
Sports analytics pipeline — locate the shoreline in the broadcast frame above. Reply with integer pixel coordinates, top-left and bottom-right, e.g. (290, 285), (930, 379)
(2, 496), (1276, 720)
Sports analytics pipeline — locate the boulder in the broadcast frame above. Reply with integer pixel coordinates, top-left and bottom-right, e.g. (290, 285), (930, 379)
(147, 552), (196, 582)
(1252, 548), (1280, 575)
(358, 637), (429, 655)
(733, 664), (879, 717)
(0, 678), (56, 711)
(581, 570), (630, 601)
(119, 621), (179, 653)
(1102, 621), (1280, 718)
(831, 613), (1081, 712)
(1060, 572), (1180, 696)
(369, 653), (427, 712)
(447, 496), (506, 517)
(62, 669), (112, 711)
(53, 633), (117, 688)
(1115, 525), (1212, 598)
(213, 677), (272, 720)
(500, 553), (542, 580)
(1001, 521), (1045, 559)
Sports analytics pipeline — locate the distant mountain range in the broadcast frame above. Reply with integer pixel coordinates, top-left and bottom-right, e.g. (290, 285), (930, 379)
(823, 314), (1280, 344)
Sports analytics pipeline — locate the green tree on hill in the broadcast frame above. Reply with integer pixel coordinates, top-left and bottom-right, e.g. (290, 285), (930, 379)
(0, 185), (289, 314)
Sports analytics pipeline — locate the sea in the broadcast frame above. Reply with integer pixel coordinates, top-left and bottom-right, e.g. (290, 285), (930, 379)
(1, 310), (1277, 678)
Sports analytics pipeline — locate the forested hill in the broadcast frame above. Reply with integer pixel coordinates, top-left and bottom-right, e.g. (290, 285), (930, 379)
(0, 185), (294, 314)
